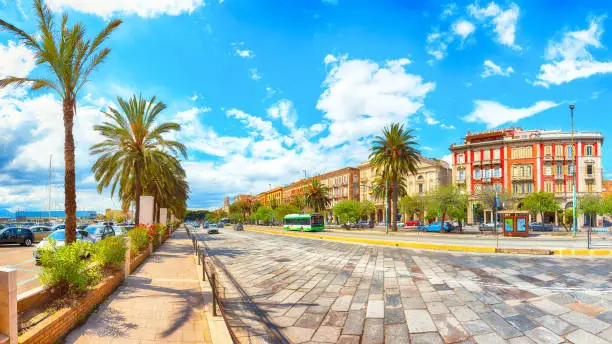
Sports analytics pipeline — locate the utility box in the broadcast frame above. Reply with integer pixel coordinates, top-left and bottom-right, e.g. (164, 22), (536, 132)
(502, 215), (529, 237)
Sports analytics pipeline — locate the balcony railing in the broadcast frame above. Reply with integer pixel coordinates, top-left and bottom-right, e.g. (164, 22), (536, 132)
(456, 178), (466, 184)
(492, 158), (501, 164)
(554, 174), (564, 180)
(554, 155), (565, 161)
(585, 174), (595, 180)
(543, 154), (552, 161)
(511, 175), (533, 181)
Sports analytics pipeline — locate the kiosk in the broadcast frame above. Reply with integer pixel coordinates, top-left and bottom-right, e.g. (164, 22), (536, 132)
(499, 210), (530, 237)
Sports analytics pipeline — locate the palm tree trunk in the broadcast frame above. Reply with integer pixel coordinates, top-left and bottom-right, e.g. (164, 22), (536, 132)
(63, 99), (77, 244)
(156, 203), (161, 223)
(391, 176), (398, 231)
(134, 163), (142, 225)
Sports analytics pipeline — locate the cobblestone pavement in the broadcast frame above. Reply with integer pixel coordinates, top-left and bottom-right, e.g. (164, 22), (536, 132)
(200, 228), (612, 344)
(66, 228), (211, 344)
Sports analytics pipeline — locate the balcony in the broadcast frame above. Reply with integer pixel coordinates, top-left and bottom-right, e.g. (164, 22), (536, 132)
(456, 178), (466, 184)
(543, 154), (553, 161)
(554, 155), (565, 161)
(512, 175), (533, 181)
(482, 159), (491, 165)
(492, 159), (501, 165)
(554, 174), (564, 180)
(585, 174), (595, 181)
(565, 156), (575, 161)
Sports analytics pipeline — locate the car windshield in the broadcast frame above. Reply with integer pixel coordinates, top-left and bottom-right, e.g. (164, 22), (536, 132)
(210, 224), (218, 228)
(48, 231), (66, 241)
(85, 226), (104, 235)
(113, 226), (124, 233)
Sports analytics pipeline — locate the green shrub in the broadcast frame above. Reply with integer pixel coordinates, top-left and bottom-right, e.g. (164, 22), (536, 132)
(152, 223), (166, 246)
(38, 240), (101, 293)
(128, 226), (150, 254)
(92, 236), (127, 270)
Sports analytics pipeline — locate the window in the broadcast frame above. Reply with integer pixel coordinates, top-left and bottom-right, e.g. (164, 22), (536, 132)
(556, 165), (562, 176)
(587, 183), (594, 192)
(567, 145), (573, 157)
(353, 175), (358, 183)
(544, 165), (552, 176)
(585, 145), (594, 156)
(587, 164), (593, 175)
(512, 183), (519, 194)
(475, 184), (482, 193)
(545, 145), (552, 155)
(418, 183), (424, 194)
(545, 181), (553, 193)
(493, 149), (500, 159)
(555, 145), (563, 156)
(512, 146), (532, 158)
(483, 150), (490, 160)
(474, 168), (481, 179)
(495, 183), (502, 192)
(556, 182), (563, 193)
(458, 170), (465, 181)
(484, 169), (491, 179)
(474, 151), (481, 161)
(457, 154), (465, 164)
(527, 183), (533, 193)
(567, 180), (574, 192)
(494, 167), (501, 178)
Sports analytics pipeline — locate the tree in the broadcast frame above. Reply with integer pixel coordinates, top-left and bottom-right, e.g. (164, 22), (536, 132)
(290, 194), (307, 212)
(305, 179), (332, 213)
(579, 194), (604, 227)
(90, 95), (186, 226)
(399, 195), (427, 221)
(521, 192), (559, 223)
(0, 0), (122, 243)
(427, 186), (466, 232)
(333, 200), (360, 227)
(370, 123), (420, 231)
(274, 204), (300, 221)
(358, 200), (376, 220)
(254, 206), (274, 224)
(270, 198), (279, 210)
(474, 188), (512, 224)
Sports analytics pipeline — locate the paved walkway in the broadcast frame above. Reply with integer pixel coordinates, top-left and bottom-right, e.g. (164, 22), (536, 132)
(65, 228), (212, 344)
(204, 228), (612, 344)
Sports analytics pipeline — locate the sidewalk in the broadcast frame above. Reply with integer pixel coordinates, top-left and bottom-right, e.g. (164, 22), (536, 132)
(65, 228), (213, 343)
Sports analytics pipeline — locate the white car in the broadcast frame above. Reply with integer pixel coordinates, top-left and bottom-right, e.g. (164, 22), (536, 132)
(33, 230), (94, 263)
(208, 224), (219, 234)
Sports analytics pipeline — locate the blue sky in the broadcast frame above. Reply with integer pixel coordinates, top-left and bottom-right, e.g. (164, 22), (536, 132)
(0, 0), (611, 212)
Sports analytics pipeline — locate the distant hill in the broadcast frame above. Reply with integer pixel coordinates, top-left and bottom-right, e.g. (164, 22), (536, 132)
(0, 209), (15, 218)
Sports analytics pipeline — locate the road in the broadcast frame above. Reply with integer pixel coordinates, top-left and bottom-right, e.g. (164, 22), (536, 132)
(0, 244), (41, 295)
(196, 227), (612, 344)
(251, 225), (612, 250)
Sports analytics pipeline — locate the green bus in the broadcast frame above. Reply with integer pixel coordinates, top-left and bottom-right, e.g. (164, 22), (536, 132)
(283, 213), (324, 232)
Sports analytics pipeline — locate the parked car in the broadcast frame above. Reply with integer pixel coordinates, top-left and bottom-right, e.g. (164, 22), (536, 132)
(405, 220), (421, 227)
(33, 230), (94, 263)
(419, 222), (452, 233)
(52, 224), (65, 231)
(77, 224), (88, 230)
(29, 226), (54, 242)
(377, 222), (386, 227)
(21, 222), (36, 228)
(113, 225), (129, 235)
(217, 222), (224, 229)
(84, 224), (115, 243)
(203, 222), (209, 229)
(529, 222), (555, 232)
(356, 220), (374, 228)
(0, 227), (34, 246)
(233, 223), (244, 231)
(479, 222), (496, 232)
(208, 224), (219, 234)
(396, 222), (405, 228)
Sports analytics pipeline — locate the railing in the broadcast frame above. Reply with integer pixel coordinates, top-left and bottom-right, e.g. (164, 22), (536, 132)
(585, 174), (595, 180)
(511, 175), (533, 181)
(554, 174), (565, 180)
(543, 154), (553, 161)
(554, 155), (565, 160)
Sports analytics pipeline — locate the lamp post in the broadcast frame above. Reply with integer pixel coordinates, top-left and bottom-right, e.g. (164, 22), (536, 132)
(570, 104), (578, 238)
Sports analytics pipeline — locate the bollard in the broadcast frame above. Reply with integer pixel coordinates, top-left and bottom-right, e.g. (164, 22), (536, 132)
(197, 248), (201, 265)
(149, 240), (153, 255)
(0, 268), (17, 344)
(124, 237), (132, 278)
(211, 273), (217, 316)
(202, 257), (206, 281)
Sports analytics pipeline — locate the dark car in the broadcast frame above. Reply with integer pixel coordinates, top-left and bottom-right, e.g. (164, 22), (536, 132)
(234, 223), (244, 231)
(356, 220), (374, 228)
(84, 225), (116, 243)
(529, 222), (554, 232)
(0, 227), (34, 246)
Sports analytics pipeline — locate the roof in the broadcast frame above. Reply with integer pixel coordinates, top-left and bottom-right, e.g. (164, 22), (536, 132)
(283, 213), (312, 219)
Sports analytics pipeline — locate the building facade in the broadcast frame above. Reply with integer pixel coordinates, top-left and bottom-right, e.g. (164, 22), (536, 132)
(233, 194), (253, 204)
(604, 180), (612, 199)
(450, 128), (604, 227)
(359, 157), (452, 223)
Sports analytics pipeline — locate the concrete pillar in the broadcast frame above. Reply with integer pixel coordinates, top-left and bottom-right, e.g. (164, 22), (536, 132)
(554, 211), (559, 226)
(160, 208), (168, 226)
(148, 241), (153, 255)
(139, 196), (154, 225)
(536, 213), (543, 222)
(0, 268), (17, 344)
(467, 203), (474, 225)
(124, 237), (131, 277)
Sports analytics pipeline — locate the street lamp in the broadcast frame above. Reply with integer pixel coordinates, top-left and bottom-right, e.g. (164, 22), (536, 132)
(570, 104), (578, 238)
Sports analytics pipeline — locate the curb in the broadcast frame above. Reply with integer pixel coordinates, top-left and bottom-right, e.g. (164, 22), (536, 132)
(245, 228), (612, 256)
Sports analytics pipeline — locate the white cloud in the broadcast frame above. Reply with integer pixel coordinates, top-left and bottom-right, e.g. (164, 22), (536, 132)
(536, 16), (612, 86)
(440, 124), (456, 130)
(481, 59), (514, 78)
(468, 2), (521, 50)
(316, 54), (434, 147)
(463, 100), (559, 128)
(46, 0), (205, 18)
(0, 41), (36, 79)
(226, 109), (278, 138)
(452, 20), (475, 39)
(267, 99), (297, 129)
(422, 110), (440, 125)
(236, 49), (255, 58)
(190, 93), (198, 101)
(249, 68), (262, 80)
(422, 146), (434, 151)
(441, 3), (457, 20)
(442, 154), (453, 167)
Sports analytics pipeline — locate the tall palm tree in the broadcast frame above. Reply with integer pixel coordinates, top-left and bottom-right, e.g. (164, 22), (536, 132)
(0, 0), (121, 243)
(90, 95), (186, 224)
(370, 123), (420, 231)
(304, 179), (332, 213)
(371, 171), (407, 225)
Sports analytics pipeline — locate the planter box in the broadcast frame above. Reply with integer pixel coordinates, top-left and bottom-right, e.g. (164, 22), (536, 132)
(129, 250), (150, 274)
(17, 287), (52, 314)
(18, 271), (124, 344)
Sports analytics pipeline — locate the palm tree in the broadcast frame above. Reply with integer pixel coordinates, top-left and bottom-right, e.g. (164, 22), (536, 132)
(370, 123), (420, 231)
(0, 0), (121, 243)
(90, 94), (186, 224)
(304, 179), (332, 213)
(371, 171), (407, 225)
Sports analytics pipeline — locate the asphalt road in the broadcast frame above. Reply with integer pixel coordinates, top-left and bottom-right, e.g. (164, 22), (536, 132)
(196, 227), (612, 344)
(0, 244), (41, 295)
